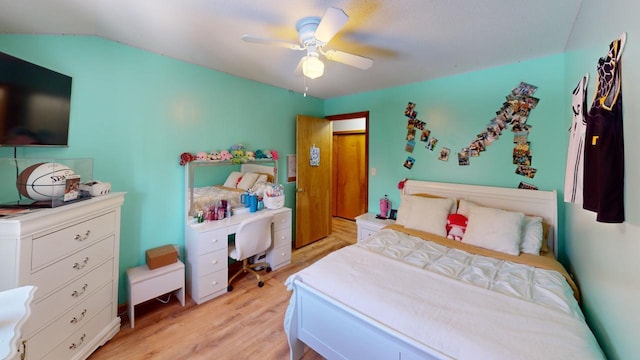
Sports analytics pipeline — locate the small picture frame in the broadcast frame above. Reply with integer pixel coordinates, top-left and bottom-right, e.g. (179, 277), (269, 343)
(389, 209), (397, 220)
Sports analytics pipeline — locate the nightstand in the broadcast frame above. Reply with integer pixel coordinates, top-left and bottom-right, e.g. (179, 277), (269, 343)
(355, 213), (395, 241)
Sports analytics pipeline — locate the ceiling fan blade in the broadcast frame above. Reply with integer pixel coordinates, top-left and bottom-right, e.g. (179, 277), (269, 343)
(324, 50), (373, 70)
(314, 7), (348, 44)
(241, 34), (303, 50)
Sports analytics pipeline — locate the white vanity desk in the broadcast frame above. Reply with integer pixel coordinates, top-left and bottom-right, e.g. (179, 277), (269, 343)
(184, 207), (292, 305)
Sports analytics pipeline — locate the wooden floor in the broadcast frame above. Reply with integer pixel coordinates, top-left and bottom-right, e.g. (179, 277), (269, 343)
(89, 217), (357, 360)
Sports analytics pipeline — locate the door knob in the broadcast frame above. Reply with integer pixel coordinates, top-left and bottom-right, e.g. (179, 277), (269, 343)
(297, 188), (304, 192)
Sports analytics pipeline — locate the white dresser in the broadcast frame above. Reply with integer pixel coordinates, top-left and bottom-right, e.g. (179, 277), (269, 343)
(0, 193), (125, 360)
(185, 207), (291, 305)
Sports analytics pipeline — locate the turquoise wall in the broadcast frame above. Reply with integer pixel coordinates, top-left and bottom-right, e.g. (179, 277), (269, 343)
(0, 35), (323, 304)
(325, 55), (568, 256)
(562, 0), (640, 359)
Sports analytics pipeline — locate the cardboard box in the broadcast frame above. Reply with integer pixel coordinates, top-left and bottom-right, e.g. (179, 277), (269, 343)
(145, 245), (178, 270)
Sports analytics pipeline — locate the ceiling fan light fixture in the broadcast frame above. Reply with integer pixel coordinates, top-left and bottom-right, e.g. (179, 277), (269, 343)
(302, 55), (324, 79)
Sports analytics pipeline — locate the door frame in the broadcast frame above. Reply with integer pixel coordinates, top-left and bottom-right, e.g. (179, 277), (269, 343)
(327, 111), (369, 219)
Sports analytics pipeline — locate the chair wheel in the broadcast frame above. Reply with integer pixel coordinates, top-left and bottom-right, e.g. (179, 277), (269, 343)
(258, 281), (264, 287)
(227, 285), (233, 292)
(266, 266), (272, 273)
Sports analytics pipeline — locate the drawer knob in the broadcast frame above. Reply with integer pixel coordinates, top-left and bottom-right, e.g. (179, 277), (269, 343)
(71, 284), (88, 298)
(212, 260), (217, 264)
(70, 309), (87, 324)
(212, 281), (218, 285)
(72, 257), (89, 270)
(68, 333), (86, 350)
(74, 230), (91, 241)
(212, 239), (218, 244)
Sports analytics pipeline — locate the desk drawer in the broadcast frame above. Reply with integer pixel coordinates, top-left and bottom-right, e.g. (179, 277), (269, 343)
(273, 228), (291, 249)
(273, 211), (291, 231)
(31, 236), (114, 299)
(197, 248), (227, 276)
(195, 270), (227, 299)
(28, 260), (113, 333)
(28, 283), (112, 360)
(267, 244), (291, 270)
(195, 228), (228, 255)
(32, 211), (115, 270)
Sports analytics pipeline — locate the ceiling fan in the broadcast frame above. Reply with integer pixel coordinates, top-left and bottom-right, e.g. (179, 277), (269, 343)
(241, 7), (374, 79)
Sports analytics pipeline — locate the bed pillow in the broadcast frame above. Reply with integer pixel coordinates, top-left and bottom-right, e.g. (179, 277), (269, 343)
(521, 216), (543, 255)
(236, 172), (260, 190)
(397, 193), (456, 226)
(403, 196), (454, 237)
(462, 203), (525, 255)
(540, 221), (551, 254)
(223, 171), (244, 188)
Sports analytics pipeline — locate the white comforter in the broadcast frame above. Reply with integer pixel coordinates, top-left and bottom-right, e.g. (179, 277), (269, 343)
(285, 229), (604, 359)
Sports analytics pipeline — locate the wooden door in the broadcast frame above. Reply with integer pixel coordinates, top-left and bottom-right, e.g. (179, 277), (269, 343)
(295, 115), (332, 248)
(333, 132), (366, 220)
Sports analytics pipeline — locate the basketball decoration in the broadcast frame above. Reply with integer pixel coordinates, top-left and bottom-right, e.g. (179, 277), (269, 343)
(16, 162), (75, 201)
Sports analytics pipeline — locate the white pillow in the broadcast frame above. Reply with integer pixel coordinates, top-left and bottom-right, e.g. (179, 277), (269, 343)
(395, 194), (413, 226)
(253, 174), (268, 187)
(457, 199), (473, 217)
(236, 172), (260, 190)
(223, 171), (243, 188)
(397, 194), (456, 226)
(520, 216), (543, 255)
(403, 196), (454, 237)
(462, 204), (525, 255)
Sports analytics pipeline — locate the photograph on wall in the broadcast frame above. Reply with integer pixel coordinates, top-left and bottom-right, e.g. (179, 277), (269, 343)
(406, 128), (416, 141)
(405, 139), (416, 153)
(426, 137), (438, 151)
(438, 147), (450, 161)
(513, 130), (528, 144)
(518, 181), (539, 190)
(404, 156), (416, 169)
(469, 144), (480, 157)
(513, 142), (532, 166)
(511, 82), (538, 96)
(458, 149), (470, 166)
(404, 102), (416, 118)
(420, 129), (431, 142)
(515, 165), (537, 178)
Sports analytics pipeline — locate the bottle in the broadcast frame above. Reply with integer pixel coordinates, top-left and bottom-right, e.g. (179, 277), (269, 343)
(379, 195), (390, 218)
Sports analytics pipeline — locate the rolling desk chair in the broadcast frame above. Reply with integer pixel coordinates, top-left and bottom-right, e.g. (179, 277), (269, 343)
(227, 214), (274, 291)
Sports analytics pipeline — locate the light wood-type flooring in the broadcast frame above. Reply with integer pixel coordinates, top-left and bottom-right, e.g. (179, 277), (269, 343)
(89, 217), (357, 360)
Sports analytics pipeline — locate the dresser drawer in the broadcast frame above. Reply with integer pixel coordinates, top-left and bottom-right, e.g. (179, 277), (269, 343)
(28, 283), (112, 360)
(28, 260), (113, 333)
(31, 236), (115, 299)
(32, 211), (116, 270)
(38, 303), (113, 360)
(195, 270), (227, 299)
(197, 248), (227, 276)
(273, 211), (291, 231)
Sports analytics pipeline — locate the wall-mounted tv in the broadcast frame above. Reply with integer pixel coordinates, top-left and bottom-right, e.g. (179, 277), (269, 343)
(0, 51), (72, 147)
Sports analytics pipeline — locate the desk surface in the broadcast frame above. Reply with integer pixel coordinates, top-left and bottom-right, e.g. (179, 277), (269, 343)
(187, 207), (290, 233)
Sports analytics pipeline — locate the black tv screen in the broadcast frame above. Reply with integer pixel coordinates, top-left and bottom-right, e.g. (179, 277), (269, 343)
(0, 51), (72, 147)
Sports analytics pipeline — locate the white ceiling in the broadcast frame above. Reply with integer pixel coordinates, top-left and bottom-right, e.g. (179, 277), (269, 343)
(0, 0), (583, 99)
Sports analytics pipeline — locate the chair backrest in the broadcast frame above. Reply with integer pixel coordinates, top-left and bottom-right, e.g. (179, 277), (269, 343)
(233, 214), (274, 261)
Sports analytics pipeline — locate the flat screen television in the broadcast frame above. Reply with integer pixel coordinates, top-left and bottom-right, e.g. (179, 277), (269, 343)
(0, 51), (72, 147)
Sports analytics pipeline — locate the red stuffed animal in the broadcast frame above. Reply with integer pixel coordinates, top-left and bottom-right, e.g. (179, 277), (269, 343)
(446, 213), (468, 241)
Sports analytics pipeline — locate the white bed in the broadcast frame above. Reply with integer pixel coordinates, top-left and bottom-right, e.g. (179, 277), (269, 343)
(284, 180), (604, 360)
(184, 160), (277, 218)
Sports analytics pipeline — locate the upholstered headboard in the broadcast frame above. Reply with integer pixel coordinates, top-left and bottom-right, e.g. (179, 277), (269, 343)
(402, 180), (559, 257)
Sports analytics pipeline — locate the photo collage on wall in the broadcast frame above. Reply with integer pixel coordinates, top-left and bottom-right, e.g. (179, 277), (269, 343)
(401, 82), (542, 189)
(402, 102), (441, 169)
